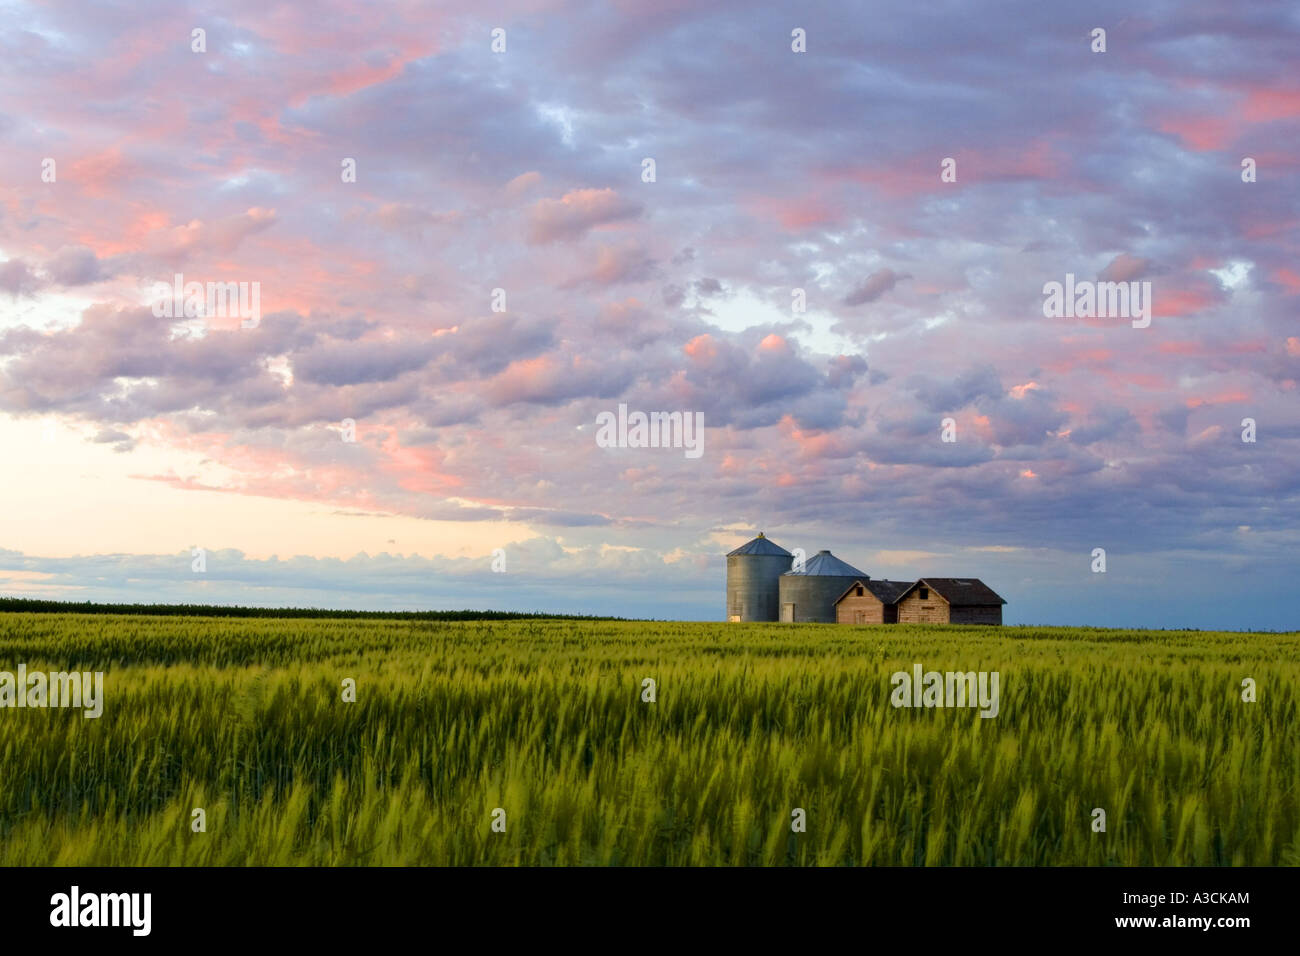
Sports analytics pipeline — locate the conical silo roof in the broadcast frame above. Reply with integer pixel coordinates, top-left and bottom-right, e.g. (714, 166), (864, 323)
(726, 532), (792, 557)
(782, 550), (866, 577)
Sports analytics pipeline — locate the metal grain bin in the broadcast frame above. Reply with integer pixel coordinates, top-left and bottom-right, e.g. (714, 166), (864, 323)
(725, 533), (793, 622)
(778, 550), (868, 623)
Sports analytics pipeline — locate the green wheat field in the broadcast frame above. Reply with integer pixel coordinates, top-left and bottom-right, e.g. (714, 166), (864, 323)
(1, 612), (1297, 866)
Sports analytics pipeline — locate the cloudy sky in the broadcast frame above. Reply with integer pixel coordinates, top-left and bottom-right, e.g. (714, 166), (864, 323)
(1, 1), (1297, 628)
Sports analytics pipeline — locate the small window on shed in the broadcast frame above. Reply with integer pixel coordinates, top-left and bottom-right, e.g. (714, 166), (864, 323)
(855, 586), (864, 596)
(918, 587), (929, 600)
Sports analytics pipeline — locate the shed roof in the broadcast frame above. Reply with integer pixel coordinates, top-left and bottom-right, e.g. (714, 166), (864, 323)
(900, 578), (1007, 606)
(726, 533), (792, 557)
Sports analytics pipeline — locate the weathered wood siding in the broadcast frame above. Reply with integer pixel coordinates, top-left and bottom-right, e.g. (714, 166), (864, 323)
(834, 590), (895, 624)
(896, 590), (951, 624)
(949, 605), (1002, 625)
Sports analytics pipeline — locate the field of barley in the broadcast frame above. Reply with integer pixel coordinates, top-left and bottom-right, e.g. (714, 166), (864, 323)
(1, 612), (1297, 866)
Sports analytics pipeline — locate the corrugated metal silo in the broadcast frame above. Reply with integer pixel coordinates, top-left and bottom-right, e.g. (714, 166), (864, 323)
(778, 550), (868, 623)
(725, 533), (792, 622)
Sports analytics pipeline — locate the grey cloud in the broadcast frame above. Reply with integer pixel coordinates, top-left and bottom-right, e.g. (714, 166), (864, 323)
(292, 339), (436, 386)
(909, 366), (1003, 413)
(44, 245), (108, 285)
(0, 258), (41, 296)
(527, 188), (642, 244)
(844, 269), (911, 306)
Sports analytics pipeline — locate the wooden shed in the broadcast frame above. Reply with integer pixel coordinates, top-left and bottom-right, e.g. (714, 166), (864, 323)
(833, 579), (912, 624)
(895, 578), (1006, 625)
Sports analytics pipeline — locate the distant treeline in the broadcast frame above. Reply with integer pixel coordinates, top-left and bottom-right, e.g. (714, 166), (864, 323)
(0, 597), (624, 621)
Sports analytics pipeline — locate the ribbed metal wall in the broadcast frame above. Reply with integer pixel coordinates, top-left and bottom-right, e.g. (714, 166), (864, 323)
(725, 552), (791, 621)
(777, 574), (860, 622)
(778, 550), (868, 623)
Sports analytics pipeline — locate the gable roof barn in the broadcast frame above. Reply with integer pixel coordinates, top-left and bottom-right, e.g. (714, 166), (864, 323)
(833, 578), (913, 606)
(897, 578), (1006, 606)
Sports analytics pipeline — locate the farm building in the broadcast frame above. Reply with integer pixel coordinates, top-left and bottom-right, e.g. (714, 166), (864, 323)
(779, 550), (867, 623)
(895, 578), (1006, 625)
(833, 579), (913, 624)
(725, 533), (793, 622)
(724, 533), (1005, 625)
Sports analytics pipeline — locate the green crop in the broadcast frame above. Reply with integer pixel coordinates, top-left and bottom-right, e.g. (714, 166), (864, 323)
(0, 614), (1296, 866)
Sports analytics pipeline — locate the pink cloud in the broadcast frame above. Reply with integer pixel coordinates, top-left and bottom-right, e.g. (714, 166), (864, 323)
(1099, 254), (1150, 282)
(505, 171), (543, 197)
(1155, 114), (1238, 152)
(147, 208), (278, 261)
(683, 334), (718, 363)
(1241, 86), (1300, 123)
(527, 188), (642, 243)
(1274, 268), (1300, 294)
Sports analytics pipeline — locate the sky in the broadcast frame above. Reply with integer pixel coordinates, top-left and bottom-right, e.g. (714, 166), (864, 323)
(0, 0), (1297, 629)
